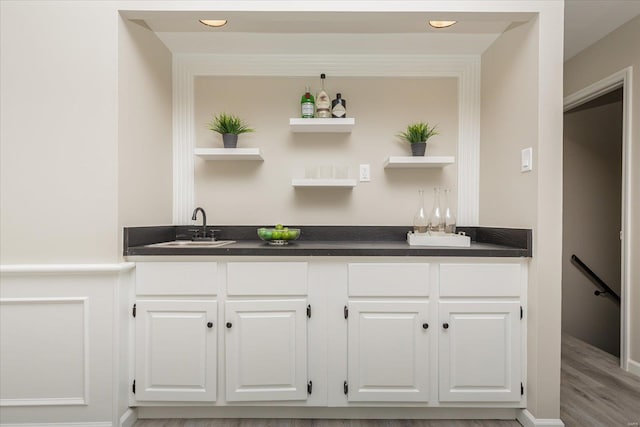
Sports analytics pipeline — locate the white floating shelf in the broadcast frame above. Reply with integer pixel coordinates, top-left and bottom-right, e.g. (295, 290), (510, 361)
(291, 178), (357, 188)
(194, 148), (264, 161)
(289, 118), (355, 133)
(383, 156), (455, 169)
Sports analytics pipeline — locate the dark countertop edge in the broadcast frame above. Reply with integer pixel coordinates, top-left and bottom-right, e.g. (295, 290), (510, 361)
(125, 246), (530, 258)
(124, 225), (532, 258)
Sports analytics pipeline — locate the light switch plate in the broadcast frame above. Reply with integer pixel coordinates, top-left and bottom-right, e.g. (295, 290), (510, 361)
(521, 147), (533, 172)
(359, 164), (371, 182)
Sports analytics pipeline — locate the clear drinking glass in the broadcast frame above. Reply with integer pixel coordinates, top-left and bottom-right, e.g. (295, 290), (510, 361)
(305, 165), (317, 179)
(334, 165), (349, 179)
(318, 165), (333, 179)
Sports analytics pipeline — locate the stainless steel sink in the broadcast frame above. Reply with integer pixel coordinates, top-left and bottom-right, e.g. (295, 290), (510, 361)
(147, 240), (235, 248)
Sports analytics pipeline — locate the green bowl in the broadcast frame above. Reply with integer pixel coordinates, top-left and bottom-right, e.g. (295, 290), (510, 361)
(257, 228), (301, 245)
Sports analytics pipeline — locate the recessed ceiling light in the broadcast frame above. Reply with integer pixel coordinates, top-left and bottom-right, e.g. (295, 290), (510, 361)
(429, 20), (457, 29)
(199, 19), (228, 28)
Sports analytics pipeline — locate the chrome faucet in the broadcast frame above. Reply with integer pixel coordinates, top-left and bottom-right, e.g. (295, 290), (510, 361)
(191, 207), (208, 239)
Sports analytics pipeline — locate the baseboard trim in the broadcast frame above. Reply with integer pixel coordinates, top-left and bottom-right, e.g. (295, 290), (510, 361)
(138, 406), (518, 419)
(517, 409), (565, 427)
(628, 359), (640, 377)
(0, 423), (111, 427)
(119, 408), (137, 427)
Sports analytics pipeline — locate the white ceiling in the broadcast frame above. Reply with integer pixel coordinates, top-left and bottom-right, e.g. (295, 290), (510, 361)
(134, 11), (525, 34)
(127, 10), (529, 55)
(126, 4), (640, 58)
(564, 0), (640, 60)
(154, 32), (504, 55)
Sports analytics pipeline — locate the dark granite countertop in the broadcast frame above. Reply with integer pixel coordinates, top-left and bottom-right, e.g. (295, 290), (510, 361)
(124, 226), (532, 258)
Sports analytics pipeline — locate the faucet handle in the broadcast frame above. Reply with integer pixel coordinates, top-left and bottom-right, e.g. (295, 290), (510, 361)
(208, 229), (221, 240)
(188, 228), (200, 239)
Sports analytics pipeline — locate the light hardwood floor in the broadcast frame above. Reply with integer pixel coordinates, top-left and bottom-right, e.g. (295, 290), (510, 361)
(132, 335), (640, 427)
(561, 333), (640, 426)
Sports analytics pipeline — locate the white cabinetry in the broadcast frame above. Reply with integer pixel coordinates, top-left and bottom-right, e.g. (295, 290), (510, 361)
(347, 300), (430, 402)
(136, 262), (218, 295)
(131, 259), (526, 410)
(346, 263), (431, 402)
(225, 299), (308, 401)
(135, 300), (218, 401)
(438, 301), (521, 402)
(134, 262), (218, 402)
(225, 262), (309, 402)
(226, 262), (307, 296)
(438, 263), (524, 403)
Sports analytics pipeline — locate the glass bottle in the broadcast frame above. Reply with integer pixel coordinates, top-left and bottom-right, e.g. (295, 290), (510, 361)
(443, 188), (456, 234)
(413, 189), (428, 233)
(332, 93), (346, 118)
(315, 74), (331, 118)
(429, 187), (445, 235)
(301, 86), (315, 118)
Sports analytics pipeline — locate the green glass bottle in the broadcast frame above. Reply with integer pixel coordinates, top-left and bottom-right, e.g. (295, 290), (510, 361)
(301, 86), (315, 118)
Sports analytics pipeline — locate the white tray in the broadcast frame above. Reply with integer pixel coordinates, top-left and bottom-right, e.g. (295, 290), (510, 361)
(407, 232), (471, 247)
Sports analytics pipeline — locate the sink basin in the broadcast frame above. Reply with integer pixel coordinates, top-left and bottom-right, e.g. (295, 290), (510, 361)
(147, 240), (235, 248)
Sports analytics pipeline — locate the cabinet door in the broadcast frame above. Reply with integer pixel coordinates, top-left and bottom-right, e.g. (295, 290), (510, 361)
(439, 301), (521, 402)
(136, 262), (218, 295)
(225, 299), (307, 401)
(135, 300), (217, 401)
(348, 300), (430, 402)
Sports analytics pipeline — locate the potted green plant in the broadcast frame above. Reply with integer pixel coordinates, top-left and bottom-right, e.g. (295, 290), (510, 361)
(397, 122), (439, 156)
(208, 112), (255, 148)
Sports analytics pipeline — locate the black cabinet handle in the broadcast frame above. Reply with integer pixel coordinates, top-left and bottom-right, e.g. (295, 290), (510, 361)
(443, 322), (449, 329)
(422, 323), (429, 329)
(207, 322), (213, 328)
(226, 322), (232, 329)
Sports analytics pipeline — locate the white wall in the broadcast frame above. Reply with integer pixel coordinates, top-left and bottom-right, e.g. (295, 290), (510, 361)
(480, 14), (564, 420)
(118, 15), (173, 250)
(0, 3), (174, 265)
(193, 76), (458, 226)
(0, 2), (172, 424)
(563, 94), (622, 356)
(564, 14), (640, 367)
(116, 14), (173, 419)
(480, 20), (538, 229)
(0, 1), (119, 264)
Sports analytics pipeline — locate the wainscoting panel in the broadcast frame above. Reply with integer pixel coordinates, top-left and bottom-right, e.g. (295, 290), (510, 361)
(0, 263), (134, 426)
(0, 297), (89, 406)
